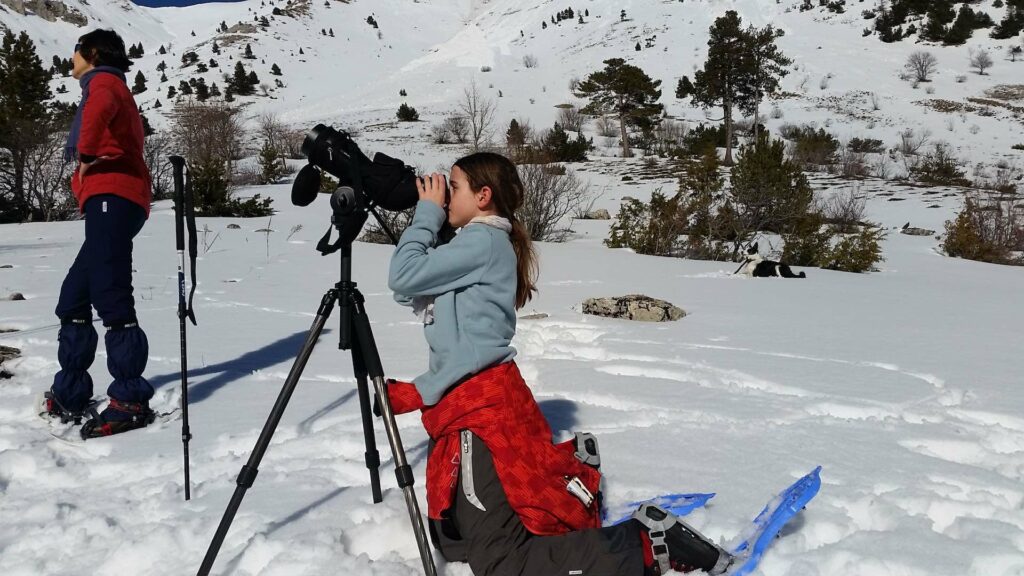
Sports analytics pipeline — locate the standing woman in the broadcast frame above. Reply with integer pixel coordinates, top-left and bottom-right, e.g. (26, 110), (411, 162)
(45, 29), (155, 439)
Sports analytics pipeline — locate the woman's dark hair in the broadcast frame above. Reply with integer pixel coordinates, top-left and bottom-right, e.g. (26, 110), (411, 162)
(453, 152), (538, 309)
(77, 29), (132, 72)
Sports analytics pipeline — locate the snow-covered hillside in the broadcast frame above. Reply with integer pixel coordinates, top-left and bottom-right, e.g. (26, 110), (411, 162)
(2, 1), (1024, 575)
(2, 0), (1023, 178)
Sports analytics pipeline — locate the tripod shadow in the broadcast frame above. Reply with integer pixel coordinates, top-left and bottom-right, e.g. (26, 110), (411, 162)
(149, 330), (324, 403)
(297, 389), (358, 435)
(220, 486), (350, 574)
(538, 398), (580, 433)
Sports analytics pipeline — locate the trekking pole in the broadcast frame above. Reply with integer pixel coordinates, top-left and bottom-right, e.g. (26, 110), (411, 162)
(170, 155), (198, 501)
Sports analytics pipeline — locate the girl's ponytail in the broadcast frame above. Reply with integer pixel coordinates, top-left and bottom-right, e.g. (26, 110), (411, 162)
(454, 152), (538, 310)
(509, 216), (538, 310)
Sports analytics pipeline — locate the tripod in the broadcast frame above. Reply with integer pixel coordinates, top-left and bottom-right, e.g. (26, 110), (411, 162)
(197, 234), (436, 575)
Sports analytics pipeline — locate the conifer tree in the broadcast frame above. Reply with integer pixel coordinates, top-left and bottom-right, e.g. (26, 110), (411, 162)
(132, 71), (147, 94)
(574, 58), (663, 158)
(0, 31), (53, 221)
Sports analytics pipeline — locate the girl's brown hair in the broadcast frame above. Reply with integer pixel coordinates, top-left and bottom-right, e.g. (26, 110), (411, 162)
(453, 152), (537, 309)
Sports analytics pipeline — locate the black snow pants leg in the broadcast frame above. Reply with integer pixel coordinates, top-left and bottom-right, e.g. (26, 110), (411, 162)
(430, 430), (647, 576)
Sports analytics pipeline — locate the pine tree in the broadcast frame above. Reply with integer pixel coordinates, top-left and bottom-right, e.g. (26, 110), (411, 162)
(635, 42), (642, 51)
(244, 43), (255, 59)
(212, 41), (220, 55)
(154, 99), (162, 109)
(0, 31), (53, 221)
(621, 9), (627, 21)
(299, 47), (305, 55)
(156, 60), (167, 72)
(259, 16), (270, 27)
(729, 134), (813, 234)
(921, 2), (955, 42)
(168, 85), (177, 99)
(329, 28), (335, 37)
(247, 70), (259, 87)
(195, 78), (210, 101)
(676, 12), (788, 164)
(232, 61), (253, 95)
(396, 103), (419, 121)
(210, 82), (221, 97)
(542, 21), (547, 29)
(160, 72), (168, 83)
(944, 6), (976, 45)
(271, 63), (282, 76)
(159, 45), (167, 55)
(132, 71), (147, 94)
(573, 58), (663, 158)
(258, 140), (284, 184)
(178, 80), (193, 96)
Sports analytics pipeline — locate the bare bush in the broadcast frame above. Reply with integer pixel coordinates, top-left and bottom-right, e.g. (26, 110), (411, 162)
(822, 187), (866, 233)
(517, 163), (592, 241)
(459, 80), (497, 151)
(557, 106), (586, 133)
(281, 129), (309, 159)
(170, 99), (245, 173)
(869, 92), (881, 111)
(444, 115), (470, 144)
(143, 131), (174, 200)
(970, 49), (993, 75)
(595, 115), (618, 138)
(362, 207), (414, 244)
(653, 119), (688, 154)
(944, 194), (1024, 265)
(24, 132), (76, 221)
(523, 54), (538, 68)
(431, 121), (452, 144)
(836, 147), (869, 177)
(905, 51), (938, 83)
(897, 127), (931, 156)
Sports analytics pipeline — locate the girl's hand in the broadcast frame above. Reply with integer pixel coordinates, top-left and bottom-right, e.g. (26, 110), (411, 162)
(416, 173), (448, 209)
(77, 156), (111, 183)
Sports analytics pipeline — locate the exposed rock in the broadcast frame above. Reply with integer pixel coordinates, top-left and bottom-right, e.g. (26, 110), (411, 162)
(580, 209), (610, 220)
(900, 227), (935, 236)
(6, 292), (25, 301)
(0, 344), (19, 379)
(0, 0), (87, 26)
(582, 294), (686, 322)
(226, 223), (242, 229)
(0, 264), (12, 269)
(518, 312), (549, 320)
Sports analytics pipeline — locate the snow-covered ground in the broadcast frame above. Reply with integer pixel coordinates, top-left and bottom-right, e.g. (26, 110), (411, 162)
(2, 0), (1024, 573)
(1, 164), (1023, 575)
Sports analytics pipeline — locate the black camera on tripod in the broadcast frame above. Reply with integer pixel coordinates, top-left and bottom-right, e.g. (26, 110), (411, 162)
(291, 124), (419, 211)
(291, 124), (453, 249)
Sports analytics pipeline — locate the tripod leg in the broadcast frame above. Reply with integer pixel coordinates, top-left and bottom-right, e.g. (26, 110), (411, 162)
(350, 337), (383, 503)
(197, 290), (337, 576)
(347, 294), (437, 576)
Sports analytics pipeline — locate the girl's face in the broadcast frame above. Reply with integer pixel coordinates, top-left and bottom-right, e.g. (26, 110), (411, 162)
(447, 165), (495, 228)
(71, 44), (93, 80)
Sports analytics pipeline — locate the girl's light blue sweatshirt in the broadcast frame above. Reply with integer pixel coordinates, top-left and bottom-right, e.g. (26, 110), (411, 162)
(388, 200), (517, 405)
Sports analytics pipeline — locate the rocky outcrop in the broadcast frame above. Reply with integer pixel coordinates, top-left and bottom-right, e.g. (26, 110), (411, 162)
(0, 0), (87, 26)
(582, 295), (686, 322)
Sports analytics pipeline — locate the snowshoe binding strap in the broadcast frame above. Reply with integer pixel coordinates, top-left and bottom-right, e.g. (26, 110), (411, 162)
(634, 504), (734, 575)
(572, 432), (601, 469)
(43, 391), (86, 425)
(80, 401), (156, 440)
(634, 504), (674, 575)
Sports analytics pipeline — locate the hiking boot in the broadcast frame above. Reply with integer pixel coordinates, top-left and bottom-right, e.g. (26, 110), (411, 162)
(80, 398), (155, 440)
(634, 504), (734, 575)
(42, 390), (89, 425)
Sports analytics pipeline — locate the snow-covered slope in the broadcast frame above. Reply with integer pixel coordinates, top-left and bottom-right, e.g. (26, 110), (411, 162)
(2, 0), (1023, 176)
(1, 168), (1023, 575)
